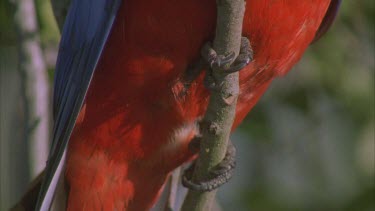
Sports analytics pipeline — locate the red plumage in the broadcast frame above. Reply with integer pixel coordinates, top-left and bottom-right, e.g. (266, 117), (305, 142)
(65, 0), (332, 210)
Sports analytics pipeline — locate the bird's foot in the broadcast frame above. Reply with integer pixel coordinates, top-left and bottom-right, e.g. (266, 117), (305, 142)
(202, 37), (253, 90)
(202, 37), (252, 72)
(182, 37), (252, 90)
(182, 140), (236, 192)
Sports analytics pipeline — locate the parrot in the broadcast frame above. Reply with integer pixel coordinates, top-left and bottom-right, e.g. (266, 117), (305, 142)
(16, 0), (342, 210)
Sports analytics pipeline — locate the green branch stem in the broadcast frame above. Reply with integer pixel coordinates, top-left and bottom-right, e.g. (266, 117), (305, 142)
(181, 0), (246, 210)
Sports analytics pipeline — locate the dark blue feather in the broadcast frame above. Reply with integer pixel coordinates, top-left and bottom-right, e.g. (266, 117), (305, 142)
(36, 0), (122, 209)
(313, 0), (341, 43)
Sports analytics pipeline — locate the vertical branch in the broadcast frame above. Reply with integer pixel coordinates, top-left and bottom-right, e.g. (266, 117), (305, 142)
(181, 0), (246, 210)
(13, 0), (50, 178)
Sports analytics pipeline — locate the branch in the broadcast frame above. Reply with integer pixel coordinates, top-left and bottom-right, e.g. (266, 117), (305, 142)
(181, 0), (246, 210)
(13, 0), (50, 177)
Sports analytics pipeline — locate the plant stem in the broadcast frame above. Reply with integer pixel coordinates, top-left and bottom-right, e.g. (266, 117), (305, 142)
(181, 0), (246, 210)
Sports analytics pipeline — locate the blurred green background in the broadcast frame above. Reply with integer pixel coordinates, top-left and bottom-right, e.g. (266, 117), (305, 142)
(0, 0), (374, 210)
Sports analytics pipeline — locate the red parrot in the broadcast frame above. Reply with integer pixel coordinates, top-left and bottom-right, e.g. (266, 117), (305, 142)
(30, 0), (341, 210)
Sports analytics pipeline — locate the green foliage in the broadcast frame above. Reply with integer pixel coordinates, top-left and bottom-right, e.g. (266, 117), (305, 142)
(34, 0), (60, 46)
(0, 1), (16, 46)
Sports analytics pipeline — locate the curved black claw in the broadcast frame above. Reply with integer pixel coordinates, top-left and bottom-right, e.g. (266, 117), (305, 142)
(182, 141), (237, 192)
(201, 37), (253, 73)
(201, 42), (236, 71)
(227, 37), (253, 73)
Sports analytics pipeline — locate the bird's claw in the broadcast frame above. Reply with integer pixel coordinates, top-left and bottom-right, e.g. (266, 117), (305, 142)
(201, 37), (253, 73)
(201, 37), (252, 90)
(227, 37), (253, 73)
(182, 140), (236, 192)
(182, 37), (252, 91)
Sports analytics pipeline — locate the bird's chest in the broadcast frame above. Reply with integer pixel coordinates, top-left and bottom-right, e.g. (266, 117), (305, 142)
(75, 0), (331, 152)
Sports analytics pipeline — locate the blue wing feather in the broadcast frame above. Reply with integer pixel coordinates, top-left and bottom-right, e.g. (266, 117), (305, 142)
(313, 0), (341, 43)
(36, 0), (122, 209)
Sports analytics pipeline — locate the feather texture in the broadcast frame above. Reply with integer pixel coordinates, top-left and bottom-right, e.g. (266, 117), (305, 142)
(65, 0), (333, 210)
(36, 0), (339, 210)
(313, 0), (342, 42)
(36, 0), (121, 210)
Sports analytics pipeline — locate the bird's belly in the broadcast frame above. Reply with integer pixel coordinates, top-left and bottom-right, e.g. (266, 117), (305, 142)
(66, 0), (331, 209)
(75, 0), (331, 147)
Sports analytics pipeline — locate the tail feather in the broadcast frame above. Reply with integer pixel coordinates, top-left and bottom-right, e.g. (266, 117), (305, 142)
(11, 170), (67, 211)
(11, 171), (44, 211)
